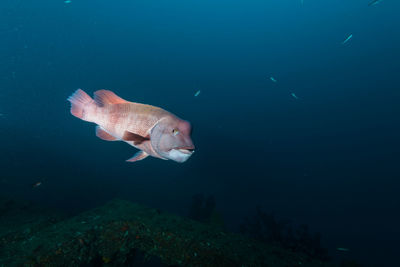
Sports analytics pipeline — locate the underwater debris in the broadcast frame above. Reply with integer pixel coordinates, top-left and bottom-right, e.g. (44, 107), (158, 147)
(341, 34), (353, 45)
(194, 90), (201, 97)
(0, 198), (332, 266)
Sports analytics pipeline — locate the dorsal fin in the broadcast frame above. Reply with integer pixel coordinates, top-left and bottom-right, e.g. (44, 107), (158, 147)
(94, 90), (128, 107)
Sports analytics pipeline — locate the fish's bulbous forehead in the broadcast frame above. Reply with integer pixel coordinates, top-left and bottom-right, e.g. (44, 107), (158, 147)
(178, 120), (192, 132)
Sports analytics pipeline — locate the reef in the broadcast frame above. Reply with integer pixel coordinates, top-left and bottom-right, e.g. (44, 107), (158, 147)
(0, 197), (333, 266)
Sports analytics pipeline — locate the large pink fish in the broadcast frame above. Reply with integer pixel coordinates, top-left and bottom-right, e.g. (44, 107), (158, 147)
(67, 89), (195, 163)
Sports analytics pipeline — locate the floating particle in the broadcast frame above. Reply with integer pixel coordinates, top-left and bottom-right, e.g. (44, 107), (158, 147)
(64, 0), (72, 4)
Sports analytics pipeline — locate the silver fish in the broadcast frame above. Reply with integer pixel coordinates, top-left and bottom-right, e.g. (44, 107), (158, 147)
(341, 34), (353, 45)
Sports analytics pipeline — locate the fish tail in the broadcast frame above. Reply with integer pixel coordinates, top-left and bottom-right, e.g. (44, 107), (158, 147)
(67, 89), (95, 121)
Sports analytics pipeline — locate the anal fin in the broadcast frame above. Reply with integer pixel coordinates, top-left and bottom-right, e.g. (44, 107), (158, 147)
(96, 126), (118, 141)
(126, 151), (149, 162)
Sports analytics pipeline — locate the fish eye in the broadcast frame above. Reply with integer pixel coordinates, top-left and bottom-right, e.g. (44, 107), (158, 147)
(172, 129), (179, 136)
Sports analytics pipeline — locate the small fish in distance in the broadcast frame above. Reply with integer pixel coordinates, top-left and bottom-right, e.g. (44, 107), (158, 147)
(291, 92), (299, 99)
(270, 77), (277, 83)
(194, 90), (201, 97)
(31, 182), (42, 188)
(67, 89), (195, 163)
(368, 0), (383, 6)
(341, 34), (353, 45)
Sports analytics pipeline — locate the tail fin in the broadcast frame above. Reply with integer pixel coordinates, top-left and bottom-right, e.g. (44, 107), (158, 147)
(67, 89), (93, 121)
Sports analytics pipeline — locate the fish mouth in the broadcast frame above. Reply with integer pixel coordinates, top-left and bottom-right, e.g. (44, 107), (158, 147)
(167, 146), (195, 163)
(176, 147), (195, 154)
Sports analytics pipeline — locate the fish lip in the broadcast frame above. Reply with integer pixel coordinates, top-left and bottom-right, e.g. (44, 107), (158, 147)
(173, 146), (195, 154)
(179, 149), (194, 154)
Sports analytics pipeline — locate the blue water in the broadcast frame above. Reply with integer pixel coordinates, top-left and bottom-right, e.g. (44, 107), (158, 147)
(1, 0), (399, 265)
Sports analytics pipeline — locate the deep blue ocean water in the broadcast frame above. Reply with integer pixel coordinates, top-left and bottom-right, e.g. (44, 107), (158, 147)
(1, 0), (399, 266)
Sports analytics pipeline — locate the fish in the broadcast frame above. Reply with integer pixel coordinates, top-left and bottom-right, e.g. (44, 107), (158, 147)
(67, 89), (195, 163)
(341, 34), (353, 45)
(31, 182), (42, 188)
(194, 90), (201, 97)
(290, 92), (299, 99)
(270, 77), (277, 83)
(368, 0), (383, 6)
(336, 247), (350, 252)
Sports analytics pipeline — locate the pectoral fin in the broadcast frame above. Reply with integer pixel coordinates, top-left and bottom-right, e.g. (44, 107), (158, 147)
(122, 131), (150, 145)
(126, 151), (149, 162)
(96, 126), (117, 141)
